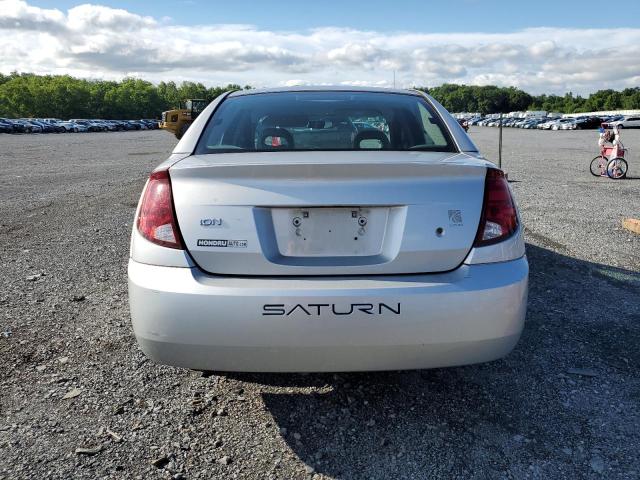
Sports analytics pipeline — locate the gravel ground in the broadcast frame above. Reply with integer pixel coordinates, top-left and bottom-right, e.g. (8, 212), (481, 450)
(0, 128), (639, 479)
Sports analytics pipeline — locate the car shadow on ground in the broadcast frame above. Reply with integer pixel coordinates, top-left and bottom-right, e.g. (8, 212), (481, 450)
(226, 243), (640, 479)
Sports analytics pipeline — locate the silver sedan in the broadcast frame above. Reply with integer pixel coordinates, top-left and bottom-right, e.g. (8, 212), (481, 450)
(128, 87), (528, 372)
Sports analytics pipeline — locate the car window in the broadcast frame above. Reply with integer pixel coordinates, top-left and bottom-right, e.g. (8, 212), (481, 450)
(195, 91), (455, 154)
(417, 103), (447, 146)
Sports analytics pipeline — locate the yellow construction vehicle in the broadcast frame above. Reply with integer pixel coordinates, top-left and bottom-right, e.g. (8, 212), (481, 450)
(159, 99), (208, 139)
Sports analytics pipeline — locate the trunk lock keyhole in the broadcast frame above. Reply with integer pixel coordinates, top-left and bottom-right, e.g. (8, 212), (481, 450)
(292, 217), (303, 237)
(357, 216), (367, 236)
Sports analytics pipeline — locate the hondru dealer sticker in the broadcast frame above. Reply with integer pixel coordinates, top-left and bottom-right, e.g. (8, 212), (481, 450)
(197, 239), (247, 248)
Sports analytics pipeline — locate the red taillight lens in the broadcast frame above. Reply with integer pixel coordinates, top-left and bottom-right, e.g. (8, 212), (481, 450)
(474, 169), (518, 247)
(137, 170), (184, 250)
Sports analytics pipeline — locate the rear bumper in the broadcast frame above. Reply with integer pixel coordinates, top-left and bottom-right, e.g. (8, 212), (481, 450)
(128, 257), (528, 372)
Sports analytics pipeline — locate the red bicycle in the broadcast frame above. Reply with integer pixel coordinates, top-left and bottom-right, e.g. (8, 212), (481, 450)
(590, 143), (629, 179)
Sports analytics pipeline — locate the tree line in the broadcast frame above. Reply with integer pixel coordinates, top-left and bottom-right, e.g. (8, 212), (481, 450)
(419, 84), (640, 114)
(0, 72), (639, 119)
(0, 72), (247, 119)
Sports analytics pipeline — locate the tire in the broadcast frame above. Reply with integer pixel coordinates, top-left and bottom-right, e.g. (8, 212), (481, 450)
(590, 156), (606, 176)
(606, 158), (628, 179)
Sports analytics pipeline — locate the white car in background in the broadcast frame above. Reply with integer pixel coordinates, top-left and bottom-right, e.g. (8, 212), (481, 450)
(58, 121), (88, 132)
(128, 87), (528, 372)
(537, 119), (557, 130)
(551, 118), (576, 130)
(607, 116), (640, 129)
(560, 119), (577, 130)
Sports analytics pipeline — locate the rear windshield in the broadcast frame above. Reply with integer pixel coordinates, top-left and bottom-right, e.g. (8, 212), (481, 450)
(195, 91), (456, 154)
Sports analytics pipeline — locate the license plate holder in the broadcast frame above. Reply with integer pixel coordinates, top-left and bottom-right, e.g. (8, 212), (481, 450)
(271, 207), (388, 257)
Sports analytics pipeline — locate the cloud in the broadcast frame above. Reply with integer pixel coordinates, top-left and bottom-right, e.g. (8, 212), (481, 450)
(0, 0), (65, 32)
(1, 0), (639, 94)
(66, 4), (156, 32)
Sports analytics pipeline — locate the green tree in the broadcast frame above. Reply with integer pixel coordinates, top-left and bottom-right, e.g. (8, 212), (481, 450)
(1, 73), (637, 119)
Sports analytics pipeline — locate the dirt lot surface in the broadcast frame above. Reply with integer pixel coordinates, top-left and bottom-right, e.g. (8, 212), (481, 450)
(1, 128), (639, 479)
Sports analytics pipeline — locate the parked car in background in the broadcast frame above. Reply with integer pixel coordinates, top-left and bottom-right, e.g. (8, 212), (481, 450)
(69, 120), (102, 132)
(36, 118), (66, 132)
(0, 119), (14, 133)
(145, 119), (160, 129)
(16, 120), (43, 133)
(602, 115), (624, 125)
(109, 120), (130, 131)
(537, 119), (556, 130)
(128, 87), (528, 373)
(3, 119), (26, 133)
(0, 118), (20, 132)
(134, 120), (149, 130)
(0, 116), (160, 134)
(29, 120), (59, 133)
(605, 116), (640, 129)
(452, 111), (637, 132)
(574, 116), (603, 130)
(541, 119), (565, 130)
(59, 121), (87, 132)
(522, 119), (545, 129)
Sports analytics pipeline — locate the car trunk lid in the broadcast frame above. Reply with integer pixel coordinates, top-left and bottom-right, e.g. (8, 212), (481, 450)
(170, 151), (489, 275)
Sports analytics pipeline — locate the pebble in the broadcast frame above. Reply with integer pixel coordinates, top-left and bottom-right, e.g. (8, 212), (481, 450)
(62, 388), (82, 400)
(293, 432), (302, 441)
(106, 428), (122, 443)
(75, 445), (102, 455)
(567, 368), (598, 377)
(218, 456), (231, 465)
(151, 456), (170, 468)
(35, 365), (47, 372)
(71, 295), (86, 302)
(590, 456), (605, 474)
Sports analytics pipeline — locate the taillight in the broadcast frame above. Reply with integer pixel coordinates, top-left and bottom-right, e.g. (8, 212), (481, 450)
(474, 168), (518, 247)
(137, 170), (184, 249)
